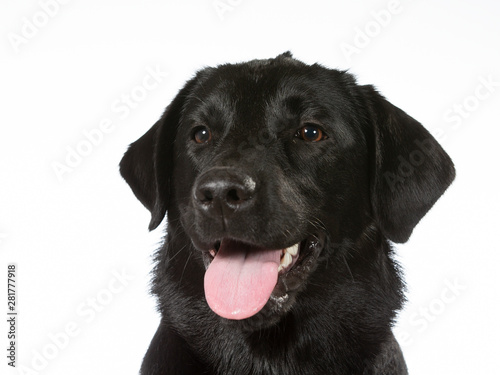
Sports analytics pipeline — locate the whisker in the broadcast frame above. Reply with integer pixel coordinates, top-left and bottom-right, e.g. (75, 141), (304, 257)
(169, 244), (187, 262)
(179, 251), (193, 285)
(343, 255), (354, 282)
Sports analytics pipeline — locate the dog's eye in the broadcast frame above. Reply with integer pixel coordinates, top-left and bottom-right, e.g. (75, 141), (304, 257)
(296, 124), (327, 142)
(193, 126), (212, 144)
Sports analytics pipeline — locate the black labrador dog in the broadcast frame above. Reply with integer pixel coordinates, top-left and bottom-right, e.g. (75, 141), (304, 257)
(120, 52), (455, 374)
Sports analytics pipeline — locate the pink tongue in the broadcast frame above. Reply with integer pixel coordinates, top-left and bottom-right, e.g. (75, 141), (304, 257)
(204, 240), (281, 320)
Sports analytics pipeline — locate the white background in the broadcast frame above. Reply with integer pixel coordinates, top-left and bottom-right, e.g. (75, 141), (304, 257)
(1, 0), (499, 374)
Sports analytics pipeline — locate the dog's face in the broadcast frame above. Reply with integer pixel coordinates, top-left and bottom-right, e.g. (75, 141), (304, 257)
(120, 53), (455, 329)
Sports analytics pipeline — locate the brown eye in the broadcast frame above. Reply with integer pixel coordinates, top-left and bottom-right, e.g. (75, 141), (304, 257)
(193, 126), (212, 144)
(297, 124), (327, 142)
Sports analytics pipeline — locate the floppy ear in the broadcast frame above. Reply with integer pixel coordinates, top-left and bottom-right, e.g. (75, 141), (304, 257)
(119, 120), (164, 230)
(362, 85), (456, 243)
(119, 80), (196, 230)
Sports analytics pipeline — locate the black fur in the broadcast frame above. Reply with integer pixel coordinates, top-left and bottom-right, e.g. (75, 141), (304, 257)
(120, 53), (455, 374)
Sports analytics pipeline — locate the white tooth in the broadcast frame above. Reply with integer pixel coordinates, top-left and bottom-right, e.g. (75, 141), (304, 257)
(279, 244), (299, 273)
(278, 253), (292, 273)
(286, 243), (299, 256)
(282, 252), (292, 267)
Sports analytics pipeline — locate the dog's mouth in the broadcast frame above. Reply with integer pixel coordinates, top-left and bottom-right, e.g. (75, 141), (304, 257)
(202, 234), (325, 321)
(208, 241), (301, 274)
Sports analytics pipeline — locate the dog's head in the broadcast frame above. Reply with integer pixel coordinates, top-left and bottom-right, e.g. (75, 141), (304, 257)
(120, 52), (455, 326)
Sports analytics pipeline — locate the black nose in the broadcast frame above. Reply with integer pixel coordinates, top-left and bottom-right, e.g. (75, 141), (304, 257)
(194, 168), (256, 217)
